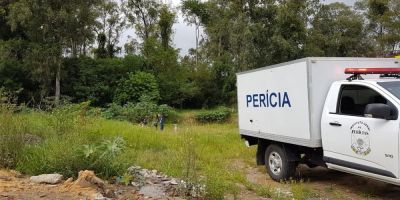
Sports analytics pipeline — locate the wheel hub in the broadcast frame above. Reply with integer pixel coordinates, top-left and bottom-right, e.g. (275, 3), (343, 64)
(268, 151), (282, 175)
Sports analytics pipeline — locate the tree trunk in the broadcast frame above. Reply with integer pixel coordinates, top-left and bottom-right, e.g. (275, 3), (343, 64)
(83, 41), (87, 56)
(55, 61), (61, 105)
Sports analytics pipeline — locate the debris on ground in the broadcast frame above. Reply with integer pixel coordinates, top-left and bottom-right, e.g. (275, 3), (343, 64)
(126, 165), (206, 198)
(0, 166), (206, 200)
(30, 173), (63, 184)
(62, 170), (114, 199)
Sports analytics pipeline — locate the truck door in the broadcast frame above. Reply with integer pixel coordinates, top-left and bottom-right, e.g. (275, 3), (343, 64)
(321, 83), (399, 178)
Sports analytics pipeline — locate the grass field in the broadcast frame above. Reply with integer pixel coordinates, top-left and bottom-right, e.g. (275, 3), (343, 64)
(1, 104), (283, 199)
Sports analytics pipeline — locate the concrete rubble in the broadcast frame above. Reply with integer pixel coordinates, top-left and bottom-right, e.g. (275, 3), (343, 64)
(127, 165), (206, 198)
(30, 173), (63, 184)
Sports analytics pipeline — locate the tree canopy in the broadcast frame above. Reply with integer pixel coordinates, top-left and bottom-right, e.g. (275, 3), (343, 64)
(1, 0), (400, 108)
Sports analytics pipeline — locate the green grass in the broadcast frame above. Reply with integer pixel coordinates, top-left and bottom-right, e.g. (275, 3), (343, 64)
(2, 105), (322, 199)
(0, 105), (273, 199)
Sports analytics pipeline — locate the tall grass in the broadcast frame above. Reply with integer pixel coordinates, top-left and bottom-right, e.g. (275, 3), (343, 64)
(0, 103), (27, 168)
(1, 106), (263, 199)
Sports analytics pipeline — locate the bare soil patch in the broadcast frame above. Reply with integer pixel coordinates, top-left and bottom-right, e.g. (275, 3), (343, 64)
(240, 161), (400, 200)
(0, 169), (149, 200)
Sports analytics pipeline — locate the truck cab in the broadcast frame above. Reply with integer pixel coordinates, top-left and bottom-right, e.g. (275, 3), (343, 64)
(322, 71), (400, 185)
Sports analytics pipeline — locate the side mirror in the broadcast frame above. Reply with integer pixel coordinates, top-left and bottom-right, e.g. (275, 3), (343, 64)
(364, 103), (392, 120)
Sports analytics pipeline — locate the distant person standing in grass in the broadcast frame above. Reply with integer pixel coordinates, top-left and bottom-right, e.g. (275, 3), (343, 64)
(153, 114), (159, 130)
(159, 114), (165, 131)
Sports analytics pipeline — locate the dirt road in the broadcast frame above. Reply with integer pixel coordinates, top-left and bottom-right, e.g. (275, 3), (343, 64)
(244, 163), (400, 200)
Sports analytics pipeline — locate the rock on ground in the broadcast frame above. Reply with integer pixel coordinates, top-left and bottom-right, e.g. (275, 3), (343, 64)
(30, 174), (63, 184)
(139, 185), (165, 198)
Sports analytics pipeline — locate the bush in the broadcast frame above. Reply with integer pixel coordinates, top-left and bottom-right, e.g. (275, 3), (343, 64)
(102, 103), (125, 120)
(124, 101), (158, 123)
(114, 71), (160, 105)
(157, 104), (178, 123)
(102, 98), (177, 124)
(194, 107), (231, 123)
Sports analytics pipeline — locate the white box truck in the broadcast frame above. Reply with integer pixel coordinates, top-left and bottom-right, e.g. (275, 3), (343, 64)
(237, 57), (400, 184)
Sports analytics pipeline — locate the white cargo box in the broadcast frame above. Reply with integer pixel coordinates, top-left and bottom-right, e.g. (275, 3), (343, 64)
(237, 57), (400, 148)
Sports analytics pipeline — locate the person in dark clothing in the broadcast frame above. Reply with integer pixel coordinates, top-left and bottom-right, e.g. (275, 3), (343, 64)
(153, 114), (159, 130)
(159, 114), (165, 131)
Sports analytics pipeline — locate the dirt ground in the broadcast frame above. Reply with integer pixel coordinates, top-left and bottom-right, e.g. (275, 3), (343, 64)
(296, 165), (400, 199)
(2, 162), (400, 200)
(239, 162), (400, 200)
(0, 170), (148, 200)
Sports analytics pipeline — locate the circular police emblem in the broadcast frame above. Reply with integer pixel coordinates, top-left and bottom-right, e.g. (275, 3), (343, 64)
(350, 121), (371, 156)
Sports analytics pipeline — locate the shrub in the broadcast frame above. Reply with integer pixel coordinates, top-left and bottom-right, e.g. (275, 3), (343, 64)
(124, 101), (158, 123)
(157, 104), (178, 123)
(194, 107), (231, 123)
(102, 103), (125, 120)
(157, 104), (174, 117)
(102, 98), (177, 124)
(114, 71), (160, 105)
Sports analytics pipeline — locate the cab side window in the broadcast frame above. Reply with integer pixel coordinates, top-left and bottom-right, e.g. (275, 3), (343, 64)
(338, 85), (388, 116)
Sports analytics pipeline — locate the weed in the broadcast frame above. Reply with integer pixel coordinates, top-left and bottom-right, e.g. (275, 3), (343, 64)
(83, 136), (125, 167)
(0, 103), (27, 168)
(290, 179), (317, 200)
(120, 172), (133, 186)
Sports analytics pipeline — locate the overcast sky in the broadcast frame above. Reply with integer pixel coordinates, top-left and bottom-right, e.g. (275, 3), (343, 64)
(120, 0), (357, 56)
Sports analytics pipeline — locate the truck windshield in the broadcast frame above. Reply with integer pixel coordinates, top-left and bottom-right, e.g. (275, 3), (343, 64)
(378, 81), (400, 100)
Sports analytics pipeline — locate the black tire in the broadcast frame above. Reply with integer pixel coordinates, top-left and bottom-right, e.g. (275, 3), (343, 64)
(264, 144), (296, 181)
(306, 163), (318, 168)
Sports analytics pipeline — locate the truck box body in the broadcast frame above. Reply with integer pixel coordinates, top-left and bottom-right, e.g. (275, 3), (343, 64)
(237, 57), (400, 148)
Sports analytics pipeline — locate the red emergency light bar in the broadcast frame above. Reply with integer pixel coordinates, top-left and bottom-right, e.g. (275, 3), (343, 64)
(345, 68), (400, 74)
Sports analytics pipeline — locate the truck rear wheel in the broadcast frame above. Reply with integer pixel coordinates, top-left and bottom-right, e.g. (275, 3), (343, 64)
(265, 144), (296, 181)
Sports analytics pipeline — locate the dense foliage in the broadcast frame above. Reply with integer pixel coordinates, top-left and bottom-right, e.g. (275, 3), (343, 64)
(194, 107), (231, 123)
(1, 0), (400, 109)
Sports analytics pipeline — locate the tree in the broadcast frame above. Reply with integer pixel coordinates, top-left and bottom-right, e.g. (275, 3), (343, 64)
(158, 5), (175, 49)
(94, 33), (109, 58)
(122, 0), (160, 41)
(7, 0), (101, 103)
(124, 36), (139, 55)
(305, 3), (372, 57)
(0, 0), (25, 41)
(96, 0), (125, 58)
(356, 0), (400, 55)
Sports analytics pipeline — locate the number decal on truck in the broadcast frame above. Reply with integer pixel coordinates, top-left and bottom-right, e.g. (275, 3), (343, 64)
(350, 121), (371, 156)
(385, 154), (394, 158)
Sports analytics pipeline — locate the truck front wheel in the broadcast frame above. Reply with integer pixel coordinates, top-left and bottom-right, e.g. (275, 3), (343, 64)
(265, 144), (296, 181)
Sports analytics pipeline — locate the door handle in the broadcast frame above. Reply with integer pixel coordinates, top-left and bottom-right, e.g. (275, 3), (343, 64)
(329, 122), (342, 127)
